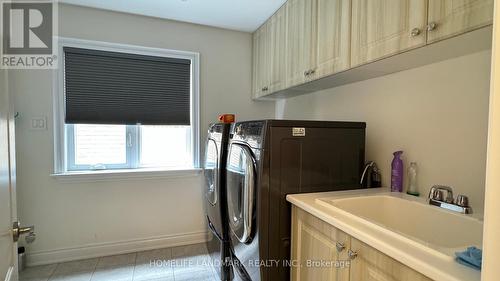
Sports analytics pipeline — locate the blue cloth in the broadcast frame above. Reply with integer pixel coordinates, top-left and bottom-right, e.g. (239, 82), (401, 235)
(455, 247), (482, 270)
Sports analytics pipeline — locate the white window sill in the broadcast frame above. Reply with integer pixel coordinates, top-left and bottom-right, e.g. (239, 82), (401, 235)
(51, 167), (202, 183)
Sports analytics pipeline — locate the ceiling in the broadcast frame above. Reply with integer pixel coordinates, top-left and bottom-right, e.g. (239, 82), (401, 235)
(60, 0), (287, 32)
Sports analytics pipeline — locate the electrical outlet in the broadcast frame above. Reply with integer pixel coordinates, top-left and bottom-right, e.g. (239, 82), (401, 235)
(30, 117), (47, 130)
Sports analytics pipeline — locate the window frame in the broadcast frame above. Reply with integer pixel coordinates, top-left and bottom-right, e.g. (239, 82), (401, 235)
(53, 37), (200, 174)
(65, 124), (136, 171)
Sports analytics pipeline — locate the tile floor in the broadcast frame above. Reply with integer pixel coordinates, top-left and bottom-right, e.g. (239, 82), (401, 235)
(20, 243), (219, 281)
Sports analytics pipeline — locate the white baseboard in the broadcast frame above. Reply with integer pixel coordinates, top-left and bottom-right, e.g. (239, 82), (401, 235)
(26, 231), (210, 266)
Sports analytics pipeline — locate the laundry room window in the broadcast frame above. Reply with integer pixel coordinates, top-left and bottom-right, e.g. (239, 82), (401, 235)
(54, 38), (200, 174)
(66, 124), (193, 171)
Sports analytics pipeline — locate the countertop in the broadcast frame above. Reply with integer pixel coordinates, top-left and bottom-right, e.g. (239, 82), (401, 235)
(286, 188), (481, 281)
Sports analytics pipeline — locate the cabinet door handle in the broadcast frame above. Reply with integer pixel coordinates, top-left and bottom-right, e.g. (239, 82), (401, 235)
(348, 249), (358, 260)
(310, 69), (316, 75)
(336, 242), (345, 252)
(410, 28), (421, 37)
(427, 22), (438, 32)
(262, 86), (268, 91)
(304, 70), (310, 76)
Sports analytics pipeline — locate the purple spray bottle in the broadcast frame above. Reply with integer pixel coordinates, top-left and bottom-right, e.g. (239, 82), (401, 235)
(391, 151), (403, 192)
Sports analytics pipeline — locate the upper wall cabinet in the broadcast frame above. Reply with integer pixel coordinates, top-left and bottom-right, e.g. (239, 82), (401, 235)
(252, 0), (493, 99)
(350, 0), (428, 67)
(286, 0), (351, 88)
(285, 0), (315, 88)
(268, 6), (287, 93)
(311, 0), (351, 80)
(253, 6), (286, 99)
(252, 24), (268, 99)
(427, 0), (494, 43)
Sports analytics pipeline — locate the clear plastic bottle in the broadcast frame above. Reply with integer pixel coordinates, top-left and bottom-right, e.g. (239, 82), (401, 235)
(407, 162), (419, 196)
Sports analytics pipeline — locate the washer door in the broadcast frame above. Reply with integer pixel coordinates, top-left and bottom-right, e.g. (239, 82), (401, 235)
(226, 143), (256, 244)
(204, 139), (218, 206)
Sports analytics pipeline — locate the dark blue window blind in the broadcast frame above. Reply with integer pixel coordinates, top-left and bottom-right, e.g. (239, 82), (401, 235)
(64, 47), (191, 125)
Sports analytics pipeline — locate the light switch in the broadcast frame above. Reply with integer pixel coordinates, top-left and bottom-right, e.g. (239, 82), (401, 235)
(30, 117), (47, 130)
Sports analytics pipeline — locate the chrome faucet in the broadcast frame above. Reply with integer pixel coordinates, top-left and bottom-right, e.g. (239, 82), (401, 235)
(360, 161), (381, 188)
(428, 185), (472, 214)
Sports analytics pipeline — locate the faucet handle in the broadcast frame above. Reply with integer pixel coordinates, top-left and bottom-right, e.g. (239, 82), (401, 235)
(456, 195), (470, 207)
(430, 185), (454, 203)
(429, 188), (443, 201)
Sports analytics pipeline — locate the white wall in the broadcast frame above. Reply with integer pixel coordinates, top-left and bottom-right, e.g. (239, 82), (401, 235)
(277, 50), (491, 214)
(12, 4), (274, 265)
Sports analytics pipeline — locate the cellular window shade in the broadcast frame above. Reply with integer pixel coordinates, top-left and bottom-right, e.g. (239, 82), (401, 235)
(64, 47), (191, 125)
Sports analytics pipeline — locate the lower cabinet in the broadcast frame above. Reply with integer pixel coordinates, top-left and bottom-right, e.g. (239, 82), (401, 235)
(291, 206), (433, 281)
(291, 206), (350, 281)
(349, 238), (432, 281)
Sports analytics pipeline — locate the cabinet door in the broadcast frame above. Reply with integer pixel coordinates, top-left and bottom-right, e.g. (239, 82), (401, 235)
(251, 29), (261, 98)
(310, 0), (351, 80)
(351, 0), (428, 67)
(291, 207), (350, 281)
(252, 24), (269, 99)
(427, 0), (493, 43)
(349, 238), (432, 281)
(285, 0), (315, 88)
(268, 6), (287, 93)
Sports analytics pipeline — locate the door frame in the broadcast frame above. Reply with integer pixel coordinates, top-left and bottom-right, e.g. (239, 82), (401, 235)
(1, 68), (18, 281)
(7, 69), (19, 281)
(482, 0), (500, 279)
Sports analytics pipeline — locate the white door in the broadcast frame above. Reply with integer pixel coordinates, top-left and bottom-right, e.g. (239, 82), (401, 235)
(0, 69), (18, 281)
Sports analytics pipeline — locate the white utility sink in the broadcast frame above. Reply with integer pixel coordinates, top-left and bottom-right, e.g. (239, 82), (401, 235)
(316, 193), (483, 256)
